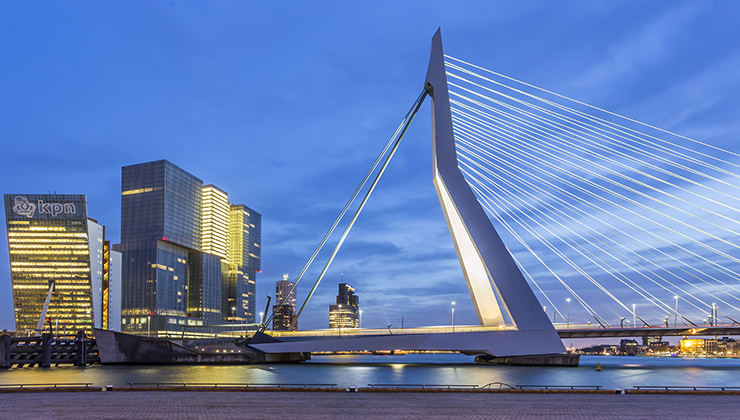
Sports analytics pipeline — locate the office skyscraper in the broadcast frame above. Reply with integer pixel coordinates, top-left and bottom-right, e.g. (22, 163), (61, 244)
(225, 204), (260, 322)
(273, 273), (297, 331)
(4, 194), (121, 336)
(115, 160), (260, 334)
(329, 283), (359, 329)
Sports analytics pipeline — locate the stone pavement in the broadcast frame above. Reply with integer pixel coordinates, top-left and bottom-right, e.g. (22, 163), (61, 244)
(1, 391), (740, 419)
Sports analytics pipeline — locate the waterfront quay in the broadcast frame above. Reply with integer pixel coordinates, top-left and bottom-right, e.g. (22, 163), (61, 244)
(1, 391), (740, 419)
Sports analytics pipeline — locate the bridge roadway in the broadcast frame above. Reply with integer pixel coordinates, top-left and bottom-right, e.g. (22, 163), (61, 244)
(247, 324), (740, 360)
(265, 324), (740, 340)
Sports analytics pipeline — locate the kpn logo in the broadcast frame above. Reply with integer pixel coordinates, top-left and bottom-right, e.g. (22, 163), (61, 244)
(12, 196), (77, 218)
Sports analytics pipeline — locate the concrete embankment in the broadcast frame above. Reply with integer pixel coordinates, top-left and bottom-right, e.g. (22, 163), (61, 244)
(0, 391), (738, 419)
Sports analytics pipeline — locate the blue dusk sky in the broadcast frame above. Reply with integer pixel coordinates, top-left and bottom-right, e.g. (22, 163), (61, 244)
(2, 1), (740, 333)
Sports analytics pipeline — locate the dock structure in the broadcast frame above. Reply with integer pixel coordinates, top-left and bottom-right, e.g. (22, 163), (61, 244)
(0, 332), (98, 368)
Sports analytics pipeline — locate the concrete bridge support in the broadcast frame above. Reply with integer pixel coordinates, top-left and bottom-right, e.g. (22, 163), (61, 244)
(75, 331), (87, 366)
(1, 335), (10, 368)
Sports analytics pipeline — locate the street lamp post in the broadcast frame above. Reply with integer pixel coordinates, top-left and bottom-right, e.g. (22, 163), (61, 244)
(147, 315), (151, 338)
(620, 317), (625, 328)
(259, 312), (264, 326)
(632, 304), (636, 327)
(587, 321), (591, 329)
(359, 309), (363, 329)
(451, 302), (456, 332)
(664, 316), (669, 328)
(566, 298), (571, 329)
(674, 296), (679, 327)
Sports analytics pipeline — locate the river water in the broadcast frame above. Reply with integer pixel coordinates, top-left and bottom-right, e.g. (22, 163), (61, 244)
(1, 354), (739, 390)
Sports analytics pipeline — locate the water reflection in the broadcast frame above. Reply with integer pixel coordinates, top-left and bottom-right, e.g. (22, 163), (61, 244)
(1, 355), (740, 389)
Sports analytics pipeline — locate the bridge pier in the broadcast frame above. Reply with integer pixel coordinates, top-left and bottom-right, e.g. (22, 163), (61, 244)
(1, 335), (10, 368)
(40, 333), (51, 367)
(74, 331), (87, 366)
(475, 353), (580, 366)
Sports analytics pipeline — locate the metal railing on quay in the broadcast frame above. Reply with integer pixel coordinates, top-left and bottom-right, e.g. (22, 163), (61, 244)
(633, 386), (740, 391)
(126, 382), (337, 389)
(0, 383), (94, 389)
(367, 384), (479, 389)
(516, 385), (603, 390)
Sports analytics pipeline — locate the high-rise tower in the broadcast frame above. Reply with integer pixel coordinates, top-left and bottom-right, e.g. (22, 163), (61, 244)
(329, 283), (359, 329)
(4, 194), (121, 336)
(273, 274), (296, 331)
(115, 160), (260, 334)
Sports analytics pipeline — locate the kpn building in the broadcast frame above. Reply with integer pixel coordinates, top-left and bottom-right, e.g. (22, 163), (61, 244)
(3, 194), (121, 336)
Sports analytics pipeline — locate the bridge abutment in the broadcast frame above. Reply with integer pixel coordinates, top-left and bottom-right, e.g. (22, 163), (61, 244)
(475, 353), (580, 367)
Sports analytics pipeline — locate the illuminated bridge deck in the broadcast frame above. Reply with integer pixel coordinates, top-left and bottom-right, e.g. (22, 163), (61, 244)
(259, 324), (740, 340)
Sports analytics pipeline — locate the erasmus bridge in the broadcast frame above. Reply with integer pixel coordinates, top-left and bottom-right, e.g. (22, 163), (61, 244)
(247, 29), (740, 364)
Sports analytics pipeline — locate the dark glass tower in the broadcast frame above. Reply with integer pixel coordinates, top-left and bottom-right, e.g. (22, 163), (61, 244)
(116, 160), (259, 334)
(116, 161), (203, 333)
(329, 283), (359, 329)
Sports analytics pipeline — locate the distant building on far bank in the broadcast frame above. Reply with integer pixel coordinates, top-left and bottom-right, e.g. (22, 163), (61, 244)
(329, 283), (359, 329)
(3, 194), (121, 336)
(273, 274), (297, 331)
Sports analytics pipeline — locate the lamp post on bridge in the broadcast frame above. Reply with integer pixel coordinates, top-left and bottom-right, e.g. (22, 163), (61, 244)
(451, 302), (456, 332)
(674, 296), (679, 327)
(664, 316), (669, 328)
(620, 317), (625, 328)
(566, 298), (571, 329)
(359, 309), (363, 329)
(632, 304), (636, 327)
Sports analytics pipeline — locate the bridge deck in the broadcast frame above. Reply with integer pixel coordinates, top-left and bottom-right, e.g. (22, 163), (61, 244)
(264, 324), (740, 340)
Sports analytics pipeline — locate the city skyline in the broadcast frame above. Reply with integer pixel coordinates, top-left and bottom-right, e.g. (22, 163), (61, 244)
(3, 2), (740, 332)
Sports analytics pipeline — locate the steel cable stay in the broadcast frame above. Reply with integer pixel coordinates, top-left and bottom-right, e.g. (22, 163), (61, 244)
(460, 158), (678, 322)
(445, 62), (740, 183)
(451, 120), (740, 290)
(464, 181), (606, 327)
(456, 142), (740, 324)
(463, 170), (638, 322)
(450, 110), (740, 325)
(446, 77), (740, 205)
(286, 89), (429, 330)
(450, 115), (740, 276)
(450, 107), (740, 256)
(455, 132), (740, 313)
(463, 162), (700, 327)
(445, 73), (740, 212)
(458, 142), (740, 317)
(260, 89), (428, 333)
(448, 95), (740, 224)
(443, 55), (740, 170)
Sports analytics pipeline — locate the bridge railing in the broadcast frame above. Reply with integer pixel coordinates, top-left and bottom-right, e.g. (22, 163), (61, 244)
(268, 325), (517, 338)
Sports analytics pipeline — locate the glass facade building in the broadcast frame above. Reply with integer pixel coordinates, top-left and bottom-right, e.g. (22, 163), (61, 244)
(329, 283), (359, 329)
(225, 204), (260, 322)
(116, 160), (260, 334)
(4, 194), (121, 336)
(273, 274), (297, 331)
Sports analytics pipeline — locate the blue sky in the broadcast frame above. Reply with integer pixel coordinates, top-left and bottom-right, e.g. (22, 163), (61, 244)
(2, 1), (740, 333)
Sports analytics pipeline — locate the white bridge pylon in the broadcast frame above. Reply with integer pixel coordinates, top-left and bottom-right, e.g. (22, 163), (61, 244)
(250, 30), (566, 359)
(427, 29), (557, 333)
